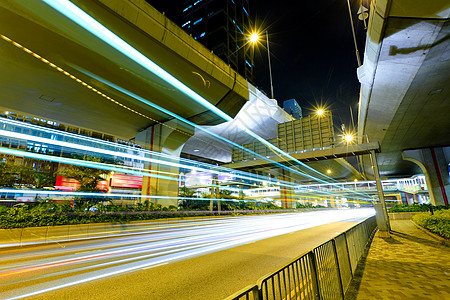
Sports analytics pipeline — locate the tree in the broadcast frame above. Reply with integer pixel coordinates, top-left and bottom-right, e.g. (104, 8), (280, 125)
(0, 155), (57, 188)
(179, 186), (194, 197)
(34, 172), (57, 189)
(0, 161), (19, 187)
(59, 156), (109, 192)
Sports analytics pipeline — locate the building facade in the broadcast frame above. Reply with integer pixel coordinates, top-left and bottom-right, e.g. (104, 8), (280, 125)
(181, 0), (254, 83)
(283, 99), (302, 119)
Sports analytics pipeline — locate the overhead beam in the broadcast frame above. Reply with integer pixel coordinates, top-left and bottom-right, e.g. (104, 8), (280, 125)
(222, 142), (380, 170)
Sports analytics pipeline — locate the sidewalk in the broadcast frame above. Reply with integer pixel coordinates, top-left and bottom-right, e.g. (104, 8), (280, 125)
(347, 219), (450, 300)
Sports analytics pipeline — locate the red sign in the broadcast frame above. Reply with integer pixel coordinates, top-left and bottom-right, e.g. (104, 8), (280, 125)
(110, 174), (143, 189)
(55, 176), (109, 192)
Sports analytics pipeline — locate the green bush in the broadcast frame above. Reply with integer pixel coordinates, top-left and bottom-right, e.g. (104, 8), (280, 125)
(389, 203), (450, 213)
(0, 200), (324, 229)
(412, 209), (450, 239)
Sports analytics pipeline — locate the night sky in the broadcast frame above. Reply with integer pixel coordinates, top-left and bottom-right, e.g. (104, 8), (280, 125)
(147, 0), (368, 133)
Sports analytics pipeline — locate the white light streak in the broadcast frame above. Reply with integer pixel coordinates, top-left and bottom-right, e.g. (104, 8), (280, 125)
(0, 210), (375, 299)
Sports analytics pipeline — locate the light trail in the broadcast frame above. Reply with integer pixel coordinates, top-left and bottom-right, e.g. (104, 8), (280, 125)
(0, 118), (286, 188)
(0, 147), (175, 181)
(73, 69), (371, 198)
(0, 209), (374, 299)
(35, 0), (364, 189)
(40, 0), (232, 122)
(0, 185), (373, 207)
(0, 120), (288, 189)
(0, 1), (372, 199)
(0, 118), (372, 199)
(73, 67), (333, 184)
(0, 129), (198, 173)
(0, 41), (369, 199)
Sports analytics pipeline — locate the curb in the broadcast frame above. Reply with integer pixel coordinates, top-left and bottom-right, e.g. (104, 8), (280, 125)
(409, 219), (449, 246)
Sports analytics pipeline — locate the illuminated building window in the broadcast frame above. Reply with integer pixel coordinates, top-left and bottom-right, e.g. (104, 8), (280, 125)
(193, 18), (203, 25)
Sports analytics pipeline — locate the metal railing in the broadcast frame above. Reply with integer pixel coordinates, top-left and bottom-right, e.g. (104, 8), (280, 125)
(225, 216), (377, 300)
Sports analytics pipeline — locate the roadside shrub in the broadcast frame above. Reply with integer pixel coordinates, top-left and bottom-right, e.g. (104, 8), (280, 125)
(0, 200), (327, 229)
(389, 203), (450, 213)
(412, 209), (450, 239)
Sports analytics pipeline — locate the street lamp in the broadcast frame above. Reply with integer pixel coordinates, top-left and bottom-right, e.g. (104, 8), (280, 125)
(346, 0), (362, 67)
(317, 109), (325, 116)
(250, 33), (259, 44)
(344, 134), (354, 143)
(250, 31), (274, 99)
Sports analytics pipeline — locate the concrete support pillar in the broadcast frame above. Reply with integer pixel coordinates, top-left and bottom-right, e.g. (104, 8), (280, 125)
(279, 169), (296, 208)
(403, 147), (449, 206)
(400, 192), (407, 205)
(135, 120), (194, 207)
(406, 193), (414, 205)
(209, 175), (220, 212)
(330, 197), (336, 208)
(209, 177), (215, 211)
(370, 150), (391, 233)
(413, 193), (419, 204)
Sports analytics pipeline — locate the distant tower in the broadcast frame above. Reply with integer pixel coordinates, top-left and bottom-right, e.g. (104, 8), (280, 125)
(283, 99), (302, 119)
(180, 0), (254, 83)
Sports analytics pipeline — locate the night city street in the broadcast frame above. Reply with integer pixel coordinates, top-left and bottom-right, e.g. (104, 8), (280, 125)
(0, 0), (449, 299)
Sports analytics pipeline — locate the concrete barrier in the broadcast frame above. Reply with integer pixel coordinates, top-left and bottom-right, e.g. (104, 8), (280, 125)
(20, 227), (48, 245)
(46, 225), (70, 243)
(0, 218), (202, 248)
(0, 214), (231, 248)
(388, 211), (424, 220)
(0, 228), (23, 246)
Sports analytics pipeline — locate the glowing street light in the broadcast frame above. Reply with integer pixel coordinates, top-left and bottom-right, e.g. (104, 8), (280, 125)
(250, 30), (274, 99)
(344, 134), (354, 143)
(317, 109), (324, 116)
(250, 33), (259, 43)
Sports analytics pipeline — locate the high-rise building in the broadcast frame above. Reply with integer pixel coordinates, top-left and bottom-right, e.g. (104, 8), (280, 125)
(180, 0), (254, 83)
(283, 99), (302, 119)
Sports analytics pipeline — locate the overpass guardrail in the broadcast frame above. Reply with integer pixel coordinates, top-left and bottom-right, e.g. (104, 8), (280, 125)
(225, 216), (377, 300)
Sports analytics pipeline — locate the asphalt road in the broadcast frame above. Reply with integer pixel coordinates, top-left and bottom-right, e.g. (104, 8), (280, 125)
(0, 209), (374, 299)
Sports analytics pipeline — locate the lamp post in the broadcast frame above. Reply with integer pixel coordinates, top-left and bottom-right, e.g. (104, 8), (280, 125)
(346, 0), (362, 67)
(250, 31), (274, 99)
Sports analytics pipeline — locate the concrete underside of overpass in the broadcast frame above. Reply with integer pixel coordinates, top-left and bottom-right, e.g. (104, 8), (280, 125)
(358, 0), (450, 178)
(0, 0), (249, 140)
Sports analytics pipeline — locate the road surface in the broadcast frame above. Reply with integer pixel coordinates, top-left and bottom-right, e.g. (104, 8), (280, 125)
(0, 208), (374, 299)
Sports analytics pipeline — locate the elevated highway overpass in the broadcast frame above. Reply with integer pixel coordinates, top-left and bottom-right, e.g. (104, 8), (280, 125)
(0, 0), (255, 204)
(0, 0), (249, 139)
(0, 0), (370, 204)
(357, 0), (450, 205)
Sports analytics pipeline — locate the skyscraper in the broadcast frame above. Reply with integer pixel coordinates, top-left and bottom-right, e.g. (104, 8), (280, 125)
(180, 0), (254, 83)
(283, 99), (302, 119)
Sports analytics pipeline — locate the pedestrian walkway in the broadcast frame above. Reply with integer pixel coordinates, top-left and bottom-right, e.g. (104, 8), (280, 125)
(346, 219), (450, 300)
